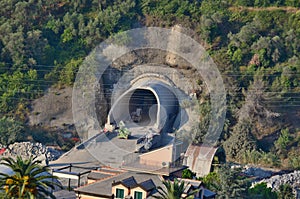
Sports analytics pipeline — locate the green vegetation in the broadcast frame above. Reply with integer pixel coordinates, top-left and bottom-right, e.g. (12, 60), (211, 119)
(117, 121), (131, 139)
(223, 120), (257, 161)
(248, 183), (277, 199)
(0, 0), (299, 168)
(0, 156), (62, 198)
(202, 167), (296, 199)
(288, 152), (300, 169)
(242, 149), (281, 167)
(204, 165), (249, 198)
(182, 168), (196, 179)
(201, 171), (221, 191)
(277, 184), (295, 199)
(0, 117), (24, 148)
(154, 178), (198, 199)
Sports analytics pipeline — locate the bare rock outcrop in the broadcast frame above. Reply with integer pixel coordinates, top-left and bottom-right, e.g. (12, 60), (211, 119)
(29, 87), (74, 129)
(29, 85), (108, 131)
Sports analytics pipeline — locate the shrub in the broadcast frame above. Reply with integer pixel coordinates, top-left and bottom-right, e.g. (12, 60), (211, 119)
(248, 182), (277, 199)
(182, 169), (196, 179)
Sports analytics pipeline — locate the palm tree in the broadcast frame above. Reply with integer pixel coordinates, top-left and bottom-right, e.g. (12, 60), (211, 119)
(153, 178), (198, 199)
(0, 156), (62, 199)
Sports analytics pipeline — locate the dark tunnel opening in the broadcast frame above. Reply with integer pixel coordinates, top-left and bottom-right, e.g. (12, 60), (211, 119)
(129, 89), (158, 126)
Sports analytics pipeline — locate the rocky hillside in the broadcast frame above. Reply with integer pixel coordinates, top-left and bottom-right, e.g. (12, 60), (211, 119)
(0, 0), (299, 169)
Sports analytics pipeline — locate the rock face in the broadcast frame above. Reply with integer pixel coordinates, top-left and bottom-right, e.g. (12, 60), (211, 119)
(28, 51), (202, 134)
(0, 142), (63, 163)
(254, 170), (300, 191)
(29, 85), (108, 131)
(28, 25), (204, 137)
(29, 87), (74, 129)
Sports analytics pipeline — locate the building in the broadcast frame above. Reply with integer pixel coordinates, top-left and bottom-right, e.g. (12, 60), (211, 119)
(68, 61), (219, 198)
(57, 80), (219, 198)
(75, 170), (163, 199)
(74, 169), (216, 199)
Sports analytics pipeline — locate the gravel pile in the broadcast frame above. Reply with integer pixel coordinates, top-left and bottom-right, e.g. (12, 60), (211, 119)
(253, 170), (300, 191)
(0, 142), (63, 163)
(243, 166), (274, 179)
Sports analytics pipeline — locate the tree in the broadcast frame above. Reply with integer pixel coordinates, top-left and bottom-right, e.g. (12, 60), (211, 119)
(237, 74), (279, 137)
(285, 0), (300, 7)
(248, 182), (277, 199)
(288, 152), (300, 169)
(202, 171), (220, 191)
(192, 100), (211, 144)
(223, 120), (257, 161)
(254, 0), (271, 7)
(277, 184), (295, 199)
(59, 58), (83, 86)
(154, 178), (198, 199)
(215, 165), (249, 198)
(236, 0), (254, 6)
(0, 156), (62, 199)
(0, 117), (23, 148)
(275, 128), (291, 157)
(202, 165), (249, 198)
(25, 30), (48, 65)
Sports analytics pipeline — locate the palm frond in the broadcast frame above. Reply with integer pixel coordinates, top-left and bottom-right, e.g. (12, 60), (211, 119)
(0, 156), (60, 198)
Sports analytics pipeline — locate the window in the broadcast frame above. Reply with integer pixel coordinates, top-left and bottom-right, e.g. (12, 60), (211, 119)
(116, 188), (124, 198)
(134, 191), (143, 199)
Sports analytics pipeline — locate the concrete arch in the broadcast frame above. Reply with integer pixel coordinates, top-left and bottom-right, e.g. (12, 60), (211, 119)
(107, 80), (179, 133)
(130, 73), (176, 88)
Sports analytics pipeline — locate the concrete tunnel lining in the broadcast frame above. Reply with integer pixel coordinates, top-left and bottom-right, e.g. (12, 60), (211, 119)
(107, 81), (180, 132)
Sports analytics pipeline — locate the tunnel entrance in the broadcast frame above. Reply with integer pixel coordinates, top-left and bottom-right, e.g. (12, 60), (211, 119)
(129, 89), (158, 126)
(107, 81), (181, 133)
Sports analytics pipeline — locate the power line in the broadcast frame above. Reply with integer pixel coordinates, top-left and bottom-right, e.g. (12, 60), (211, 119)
(1, 92), (300, 103)
(1, 69), (300, 77)
(1, 63), (300, 74)
(1, 87), (300, 99)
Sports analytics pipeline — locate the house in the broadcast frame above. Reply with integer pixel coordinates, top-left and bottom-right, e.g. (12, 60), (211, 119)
(87, 171), (114, 184)
(75, 171), (163, 199)
(179, 178), (216, 199)
(112, 176), (156, 199)
(74, 169), (216, 199)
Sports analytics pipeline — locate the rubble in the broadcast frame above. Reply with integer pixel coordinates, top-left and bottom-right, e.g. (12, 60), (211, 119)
(0, 142), (63, 163)
(253, 170), (300, 191)
(243, 166), (274, 179)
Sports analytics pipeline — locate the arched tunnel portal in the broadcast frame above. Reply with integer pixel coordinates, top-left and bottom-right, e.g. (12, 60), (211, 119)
(107, 81), (180, 133)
